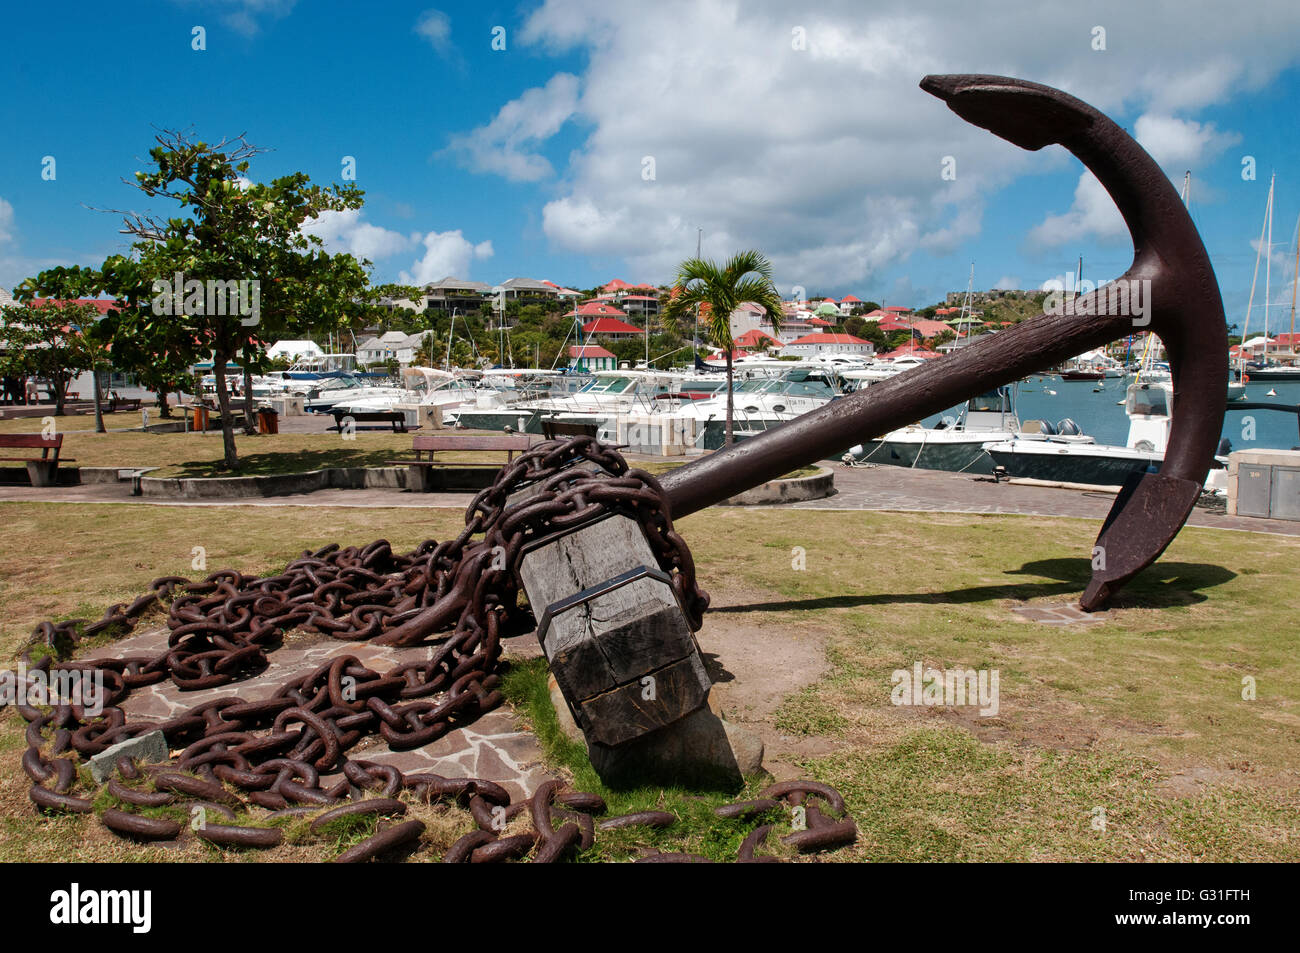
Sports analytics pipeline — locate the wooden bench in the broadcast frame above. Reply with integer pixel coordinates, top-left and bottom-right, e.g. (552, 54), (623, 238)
(541, 418), (600, 439)
(0, 434), (74, 487)
(106, 397), (143, 414)
(332, 409), (408, 433)
(389, 434), (533, 491)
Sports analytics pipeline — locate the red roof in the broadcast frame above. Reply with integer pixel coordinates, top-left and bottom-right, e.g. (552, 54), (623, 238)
(602, 279), (656, 293)
(881, 341), (935, 357)
(26, 298), (117, 316)
(909, 319), (951, 338)
(568, 345), (614, 358)
(582, 316), (645, 335)
(574, 301), (628, 316)
(840, 295), (862, 303)
(876, 317), (912, 331)
(734, 328), (782, 348)
(785, 332), (870, 346)
(885, 305), (912, 313)
(808, 316), (833, 326)
(820, 297), (837, 304)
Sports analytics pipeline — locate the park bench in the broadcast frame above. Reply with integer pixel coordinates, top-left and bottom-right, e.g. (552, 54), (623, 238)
(0, 434), (74, 487)
(541, 418), (600, 439)
(332, 409), (408, 433)
(106, 396), (143, 414)
(389, 433), (533, 492)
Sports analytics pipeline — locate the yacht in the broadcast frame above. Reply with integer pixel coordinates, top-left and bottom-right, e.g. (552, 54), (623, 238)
(981, 380), (1225, 488)
(844, 384), (1093, 475)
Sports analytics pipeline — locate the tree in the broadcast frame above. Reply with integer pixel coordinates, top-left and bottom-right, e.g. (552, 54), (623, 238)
(0, 297), (103, 418)
(661, 251), (783, 446)
(107, 130), (371, 469)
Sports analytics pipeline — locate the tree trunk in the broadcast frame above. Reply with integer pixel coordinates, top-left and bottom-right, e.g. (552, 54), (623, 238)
(92, 366), (105, 433)
(724, 350), (734, 447)
(212, 354), (239, 470)
(242, 356), (256, 435)
(53, 374), (66, 416)
(158, 388), (172, 418)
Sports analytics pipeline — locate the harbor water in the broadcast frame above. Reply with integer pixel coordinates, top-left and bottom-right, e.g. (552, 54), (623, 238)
(914, 376), (1300, 453)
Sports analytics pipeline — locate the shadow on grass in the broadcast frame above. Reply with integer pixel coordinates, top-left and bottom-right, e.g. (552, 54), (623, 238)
(712, 558), (1237, 614)
(162, 446), (401, 478)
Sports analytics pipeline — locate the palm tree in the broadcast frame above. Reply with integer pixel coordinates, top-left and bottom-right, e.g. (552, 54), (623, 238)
(661, 250), (784, 446)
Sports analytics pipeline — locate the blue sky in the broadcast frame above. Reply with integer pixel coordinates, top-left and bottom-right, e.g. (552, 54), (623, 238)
(3, 0), (1300, 334)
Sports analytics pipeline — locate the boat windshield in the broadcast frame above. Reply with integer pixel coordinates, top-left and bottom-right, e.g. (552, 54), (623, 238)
(579, 376), (636, 395)
(1127, 385), (1169, 417)
(968, 389), (1009, 413)
(781, 380), (835, 398)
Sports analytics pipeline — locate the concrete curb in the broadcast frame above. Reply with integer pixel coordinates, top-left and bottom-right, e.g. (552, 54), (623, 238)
(138, 467), (409, 499)
(718, 466), (835, 505)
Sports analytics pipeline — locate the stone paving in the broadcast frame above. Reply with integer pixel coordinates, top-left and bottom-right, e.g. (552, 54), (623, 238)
(1008, 602), (1112, 626)
(79, 626), (550, 801)
(3, 459), (1297, 537)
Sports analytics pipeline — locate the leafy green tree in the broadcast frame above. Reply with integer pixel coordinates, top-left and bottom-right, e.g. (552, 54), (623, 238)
(661, 251), (784, 446)
(104, 130), (371, 468)
(0, 295), (104, 419)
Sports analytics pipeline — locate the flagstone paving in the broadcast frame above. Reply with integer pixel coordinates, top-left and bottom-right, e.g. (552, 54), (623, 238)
(80, 627), (550, 800)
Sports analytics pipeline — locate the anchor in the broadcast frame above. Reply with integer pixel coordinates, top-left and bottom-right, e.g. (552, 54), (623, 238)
(660, 74), (1229, 612)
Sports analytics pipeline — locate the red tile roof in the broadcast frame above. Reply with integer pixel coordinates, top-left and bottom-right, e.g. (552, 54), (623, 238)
(582, 316), (645, 335)
(734, 328), (782, 348)
(568, 345), (614, 358)
(840, 295), (862, 303)
(574, 302), (629, 316)
(26, 298), (118, 315)
(885, 305), (912, 313)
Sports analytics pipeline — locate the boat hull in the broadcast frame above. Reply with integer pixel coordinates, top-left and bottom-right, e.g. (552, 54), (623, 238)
(985, 443), (1161, 486)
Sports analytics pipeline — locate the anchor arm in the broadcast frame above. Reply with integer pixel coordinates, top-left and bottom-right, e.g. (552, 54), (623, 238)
(661, 74), (1228, 611)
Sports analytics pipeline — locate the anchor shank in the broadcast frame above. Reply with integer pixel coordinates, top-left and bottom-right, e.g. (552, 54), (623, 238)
(663, 307), (1130, 518)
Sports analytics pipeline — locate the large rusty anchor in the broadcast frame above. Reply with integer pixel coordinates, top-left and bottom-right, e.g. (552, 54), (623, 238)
(661, 74), (1229, 611)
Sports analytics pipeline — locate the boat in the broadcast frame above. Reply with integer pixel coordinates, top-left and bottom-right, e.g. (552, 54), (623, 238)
(843, 384), (1094, 474)
(982, 380), (1226, 488)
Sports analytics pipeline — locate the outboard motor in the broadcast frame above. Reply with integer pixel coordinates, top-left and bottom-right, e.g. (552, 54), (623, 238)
(1039, 419), (1058, 436)
(1056, 418), (1082, 436)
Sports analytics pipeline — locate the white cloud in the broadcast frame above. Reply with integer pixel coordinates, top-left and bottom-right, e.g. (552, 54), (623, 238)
(414, 9), (452, 51)
(303, 209), (413, 262)
(0, 197), (14, 245)
(399, 231), (494, 285)
(1029, 113), (1242, 248)
(444, 73), (580, 182)
(993, 275), (1022, 290)
(444, 0), (1300, 291)
(178, 1), (298, 37)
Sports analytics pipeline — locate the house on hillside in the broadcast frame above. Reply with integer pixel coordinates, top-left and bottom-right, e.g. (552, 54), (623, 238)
(575, 302), (645, 339)
(568, 344), (616, 371)
(780, 332), (874, 358)
(422, 277), (492, 313)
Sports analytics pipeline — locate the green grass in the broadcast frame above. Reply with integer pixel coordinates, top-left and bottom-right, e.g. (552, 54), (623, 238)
(1, 501), (1298, 861)
(500, 658), (802, 863)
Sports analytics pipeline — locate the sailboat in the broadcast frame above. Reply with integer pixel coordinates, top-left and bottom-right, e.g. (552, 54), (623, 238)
(1246, 194), (1300, 382)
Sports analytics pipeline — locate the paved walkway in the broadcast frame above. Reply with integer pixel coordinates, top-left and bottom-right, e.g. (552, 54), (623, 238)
(3, 461), (1297, 536)
(80, 626), (550, 800)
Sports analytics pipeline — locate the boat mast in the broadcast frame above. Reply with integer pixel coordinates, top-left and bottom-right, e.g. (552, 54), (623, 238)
(1241, 174), (1272, 370)
(1265, 172), (1275, 358)
(1290, 211), (1300, 358)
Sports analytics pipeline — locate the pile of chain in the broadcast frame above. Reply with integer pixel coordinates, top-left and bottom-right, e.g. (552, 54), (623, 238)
(12, 435), (848, 861)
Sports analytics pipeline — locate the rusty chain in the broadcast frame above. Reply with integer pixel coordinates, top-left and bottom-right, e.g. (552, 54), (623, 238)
(13, 435), (852, 861)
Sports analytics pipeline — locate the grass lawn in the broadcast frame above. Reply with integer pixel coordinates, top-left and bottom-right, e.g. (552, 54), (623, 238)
(1, 501), (1296, 861)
